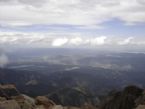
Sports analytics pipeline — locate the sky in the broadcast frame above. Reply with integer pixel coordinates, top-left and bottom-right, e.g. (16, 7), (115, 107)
(0, 0), (145, 50)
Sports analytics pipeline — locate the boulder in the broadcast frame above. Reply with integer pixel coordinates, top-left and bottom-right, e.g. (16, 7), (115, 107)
(0, 100), (21, 109)
(12, 94), (35, 109)
(35, 96), (55, 109)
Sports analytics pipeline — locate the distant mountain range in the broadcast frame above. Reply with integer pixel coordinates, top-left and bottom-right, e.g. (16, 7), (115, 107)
(1, 49), (145, 108)
(0, 66), (145, 106)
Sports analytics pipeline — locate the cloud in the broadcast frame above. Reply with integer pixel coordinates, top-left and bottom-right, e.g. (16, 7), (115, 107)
(0, 32), (145, 48)
(69, 37), (83, 45)
(0, 0), (145, 26)
(0, 54), (9, 68)
(90, 36), (107, 45)
(52, 38), (68, 47)
(0, 0), (46, 6)
(118, 37), (134, 45)
(19, 0), (47, 6)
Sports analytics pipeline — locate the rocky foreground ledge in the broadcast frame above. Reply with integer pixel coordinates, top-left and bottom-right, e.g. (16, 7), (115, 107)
(0, 84), (145, 109)
(0, 84), (97, 109)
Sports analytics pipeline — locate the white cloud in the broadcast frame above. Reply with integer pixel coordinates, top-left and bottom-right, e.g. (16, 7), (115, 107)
(52, 38), (68, 47)
(0, 32), (145, 48)
(90, 36), (107, 45)
(118, 37), (134, 45)
(69, 37), (83, 45)
(0, 0), (145, 26)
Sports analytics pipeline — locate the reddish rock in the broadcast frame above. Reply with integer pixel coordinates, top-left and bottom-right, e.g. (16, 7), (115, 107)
(36, 96), (55, 109)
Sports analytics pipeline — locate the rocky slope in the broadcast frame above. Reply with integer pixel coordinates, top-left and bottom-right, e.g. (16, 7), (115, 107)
(0, 84), (97, 109)
(100, 86), (144, 109)
(0, 84), (145, 109)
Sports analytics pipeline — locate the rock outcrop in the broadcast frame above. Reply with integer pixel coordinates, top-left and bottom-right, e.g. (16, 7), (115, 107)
(0, 84), (36, 109)
(0, 100), (21, 109)
(1, 84), (145, 109)
(35, 96), (55, 109)
(135, 90), (145, 109)
(12, 94), (35, 109)
(0, 84), (82, 109)
(100, 85), (143, 109)
(0, 84), (20, 99)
